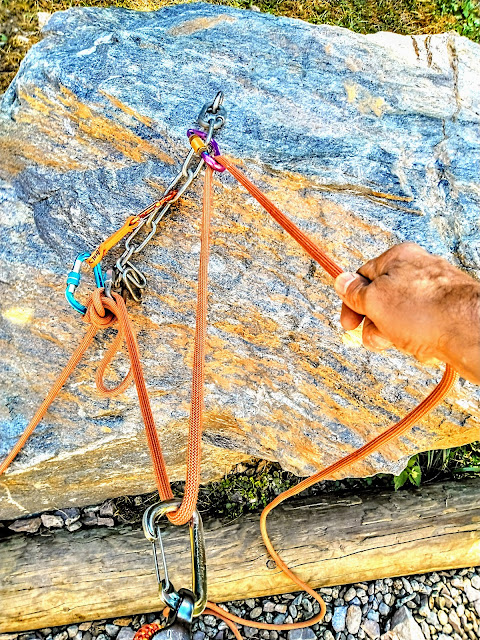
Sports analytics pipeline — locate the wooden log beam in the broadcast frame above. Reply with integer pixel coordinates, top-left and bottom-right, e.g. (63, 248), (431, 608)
(1, 479), (480, 632)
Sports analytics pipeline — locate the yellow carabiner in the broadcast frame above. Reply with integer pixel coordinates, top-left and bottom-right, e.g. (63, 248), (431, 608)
(86, 215), (140, 268)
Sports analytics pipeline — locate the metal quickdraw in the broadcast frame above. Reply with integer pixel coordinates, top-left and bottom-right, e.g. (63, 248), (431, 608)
(64, 92), (227, 312)
(136, 499), (207, 640)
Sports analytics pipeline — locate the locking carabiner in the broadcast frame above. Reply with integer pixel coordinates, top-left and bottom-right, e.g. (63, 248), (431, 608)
(143, 499), (207, 618)
(187, 129), (225, 173)
(65, 252), (104, 314)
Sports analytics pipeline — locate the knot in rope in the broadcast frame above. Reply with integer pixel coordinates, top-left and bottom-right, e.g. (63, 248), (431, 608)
(83, 289), (117, 329)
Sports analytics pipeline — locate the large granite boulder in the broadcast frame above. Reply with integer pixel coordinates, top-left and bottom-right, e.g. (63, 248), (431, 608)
(0, 3), (479, 519)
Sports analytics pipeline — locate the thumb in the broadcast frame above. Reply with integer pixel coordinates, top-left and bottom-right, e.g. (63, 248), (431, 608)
(334, 272), (371, 316)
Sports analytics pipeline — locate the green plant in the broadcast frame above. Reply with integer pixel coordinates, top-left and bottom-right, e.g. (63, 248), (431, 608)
(439, 0), (480, 40)
(393, 455), (422, 490)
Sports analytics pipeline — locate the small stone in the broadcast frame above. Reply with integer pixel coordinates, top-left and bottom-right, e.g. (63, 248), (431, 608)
(402, 578), (413, 594)
(81, 514), (98, 526)
(344, 587), (357, 602)
(384, 593), (394, 606)
(192, 632), (205, 640)
(263, 601), (275, 613)
(324, 632), (334, 640)
(113, 618), (132, 627)
(8, 517), (42, 534)
(287, 630), (315, 640)
(105, 626), (119, 637)
(302, 599), (313, 615)
(41, 514), (64, 528)
(99, 500), (115, 517)
(438, 610), (449, 626)
(447, 610), (461, 634)
(390, 606), (426, 640)
(367, 611), (379, 622)
(426, 610), (438, 626)
(116, 630), (134, 640)
(67, 627), (79, 639)
(437, 635), (454, 640)
(54, 633), (68, 640)
(273, 614), (286, 625)
(288, 604), (297, 618)
(250, 607), (262, 619)
(245, 599), (255, 609)
(464, 584), (480, 603)
(379, 602), (390, 616)
(82, 633), (91, 640)
(456, 603), (465, 617)
(61, 508), (81, 523)
(420, 621), (431, 638)
(97, 517), (115, 527)
(346, 605), (362, 634)
(332, 606), (348, 632)
(78, 624), (92, 631)
(361, 619), (380, 639)
(471, 575), (480, 590)
(397, 593), (416, 607)
(274, 604), (287, 614)
(67, 522), (82, 532)
(451, 578), (464, 590)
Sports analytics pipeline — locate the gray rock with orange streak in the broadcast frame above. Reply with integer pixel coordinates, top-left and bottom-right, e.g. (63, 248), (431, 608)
(0, 3), (479, 518)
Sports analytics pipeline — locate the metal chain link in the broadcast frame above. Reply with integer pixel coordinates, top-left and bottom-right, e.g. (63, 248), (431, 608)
(113, 93), (226, 301)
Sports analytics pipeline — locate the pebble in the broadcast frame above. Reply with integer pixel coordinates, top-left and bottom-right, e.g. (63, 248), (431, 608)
(286, 630), (315, 640)
(8, 517), (42, 534)
(361, 619), (380, 639)
(41, 514), (64, 528)
(99, 501), (115, 517)
(438, 609), (449, 625)
(471, 575), (480, 589)
(346, 606), (362, 634)
(250, 607), (262, 619)
(344, 587), (357, 602)
(378, 602), (390, 616)
(96, 518), (115, 527)
(116, 630), (134, 640)
(332, 606), (348, 632)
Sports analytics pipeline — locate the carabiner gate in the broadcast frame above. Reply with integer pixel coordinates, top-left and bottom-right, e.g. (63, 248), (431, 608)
(143, 499), (207, 618)
(65, 252), (104, 314)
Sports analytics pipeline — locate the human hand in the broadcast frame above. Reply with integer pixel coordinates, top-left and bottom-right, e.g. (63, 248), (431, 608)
(334, 243), (480, 384)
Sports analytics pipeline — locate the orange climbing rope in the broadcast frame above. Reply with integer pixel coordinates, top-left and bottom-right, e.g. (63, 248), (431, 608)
(0, 156), (458, 638)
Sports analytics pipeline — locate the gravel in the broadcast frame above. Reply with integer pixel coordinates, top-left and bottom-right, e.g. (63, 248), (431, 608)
(3, 567), (478, 640)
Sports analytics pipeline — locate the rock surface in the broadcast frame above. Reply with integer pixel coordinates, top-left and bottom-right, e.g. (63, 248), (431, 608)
(0, 3), (479, 518)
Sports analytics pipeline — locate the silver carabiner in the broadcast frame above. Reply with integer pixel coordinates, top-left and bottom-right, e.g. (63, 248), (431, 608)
(143, 499), (207, 617)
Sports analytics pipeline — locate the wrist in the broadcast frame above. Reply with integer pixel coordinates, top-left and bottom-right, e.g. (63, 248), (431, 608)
(439, 281), (480, 384)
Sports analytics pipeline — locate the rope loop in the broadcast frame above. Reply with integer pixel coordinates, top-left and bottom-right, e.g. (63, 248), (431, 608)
(83, 288), (117, 329)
